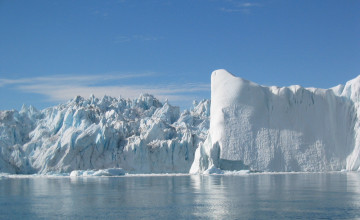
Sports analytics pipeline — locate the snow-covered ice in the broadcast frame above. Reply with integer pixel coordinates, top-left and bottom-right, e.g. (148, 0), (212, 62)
(191, 69), (360, 173)
(1, 69), (360, 175)
(0, 94), (209, 174)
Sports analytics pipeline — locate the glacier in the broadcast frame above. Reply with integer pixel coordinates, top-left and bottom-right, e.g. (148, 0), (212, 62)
(0, 94), (209, 174)
(1, 69), (360, 175)
(191, 69), (360, 173)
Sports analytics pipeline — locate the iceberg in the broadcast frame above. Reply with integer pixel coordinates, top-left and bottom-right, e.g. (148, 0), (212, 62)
(191, 69), (360, 173)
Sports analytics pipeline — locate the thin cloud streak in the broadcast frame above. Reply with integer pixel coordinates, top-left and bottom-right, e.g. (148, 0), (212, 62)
(0, 72), (155, 87)
(19, 84), (210, 103)
(219, 1), (263, 14)
(237, 2), (262, 7)
(2, 73), (210, 105)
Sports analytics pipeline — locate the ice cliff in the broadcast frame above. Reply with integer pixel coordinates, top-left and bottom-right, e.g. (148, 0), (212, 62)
(2, 69), (360, 174)
(191, 69), (360, 173)
(0, 94), (209, 174)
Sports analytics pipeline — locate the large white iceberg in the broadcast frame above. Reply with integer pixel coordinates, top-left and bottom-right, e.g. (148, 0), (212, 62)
(191, 69), (360, 173)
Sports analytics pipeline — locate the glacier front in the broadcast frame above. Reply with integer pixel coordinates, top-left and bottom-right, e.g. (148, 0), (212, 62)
(191, 69), (360, 173)
(0, 94), (209, 174)
(2, 69), (360, 175)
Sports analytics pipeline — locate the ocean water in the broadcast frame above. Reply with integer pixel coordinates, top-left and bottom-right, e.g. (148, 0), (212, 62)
(1, 172), (360, 219)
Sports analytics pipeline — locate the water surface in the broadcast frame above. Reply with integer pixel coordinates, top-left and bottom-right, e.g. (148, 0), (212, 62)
(1, 172), (360, 219)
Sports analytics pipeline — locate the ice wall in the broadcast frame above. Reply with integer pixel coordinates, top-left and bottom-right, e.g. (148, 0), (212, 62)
(191, 69), (360, 173)
(2, 69), (360, 174)
(0, 94), (210, 174)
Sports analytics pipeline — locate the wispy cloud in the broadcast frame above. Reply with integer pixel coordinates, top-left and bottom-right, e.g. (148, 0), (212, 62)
(0, 73), (153, 87)
(0, 73), (210, 105)
(237, 2), (262, 7)
(219, 1), (262, 14)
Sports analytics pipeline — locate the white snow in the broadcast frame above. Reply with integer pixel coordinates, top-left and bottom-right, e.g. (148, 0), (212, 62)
(191, 69), (360, 173)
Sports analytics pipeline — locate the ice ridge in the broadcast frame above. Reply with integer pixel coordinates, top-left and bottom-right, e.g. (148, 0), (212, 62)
(0, 94), (209, 174)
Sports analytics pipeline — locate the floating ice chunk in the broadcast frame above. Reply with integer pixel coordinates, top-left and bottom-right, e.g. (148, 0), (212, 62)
(70, 168), (126, 177)
(223, 170), (250, 175)
(203, 165), (224, 175)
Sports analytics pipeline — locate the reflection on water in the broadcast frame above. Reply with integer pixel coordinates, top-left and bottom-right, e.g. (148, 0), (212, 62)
(1, 173), (360, 219)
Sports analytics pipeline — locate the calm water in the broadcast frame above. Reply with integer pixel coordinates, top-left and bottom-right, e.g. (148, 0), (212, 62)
(1, 173), (360, 219)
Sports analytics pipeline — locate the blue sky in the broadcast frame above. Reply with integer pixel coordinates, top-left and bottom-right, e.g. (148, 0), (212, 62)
(0, 0), (359, 110)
